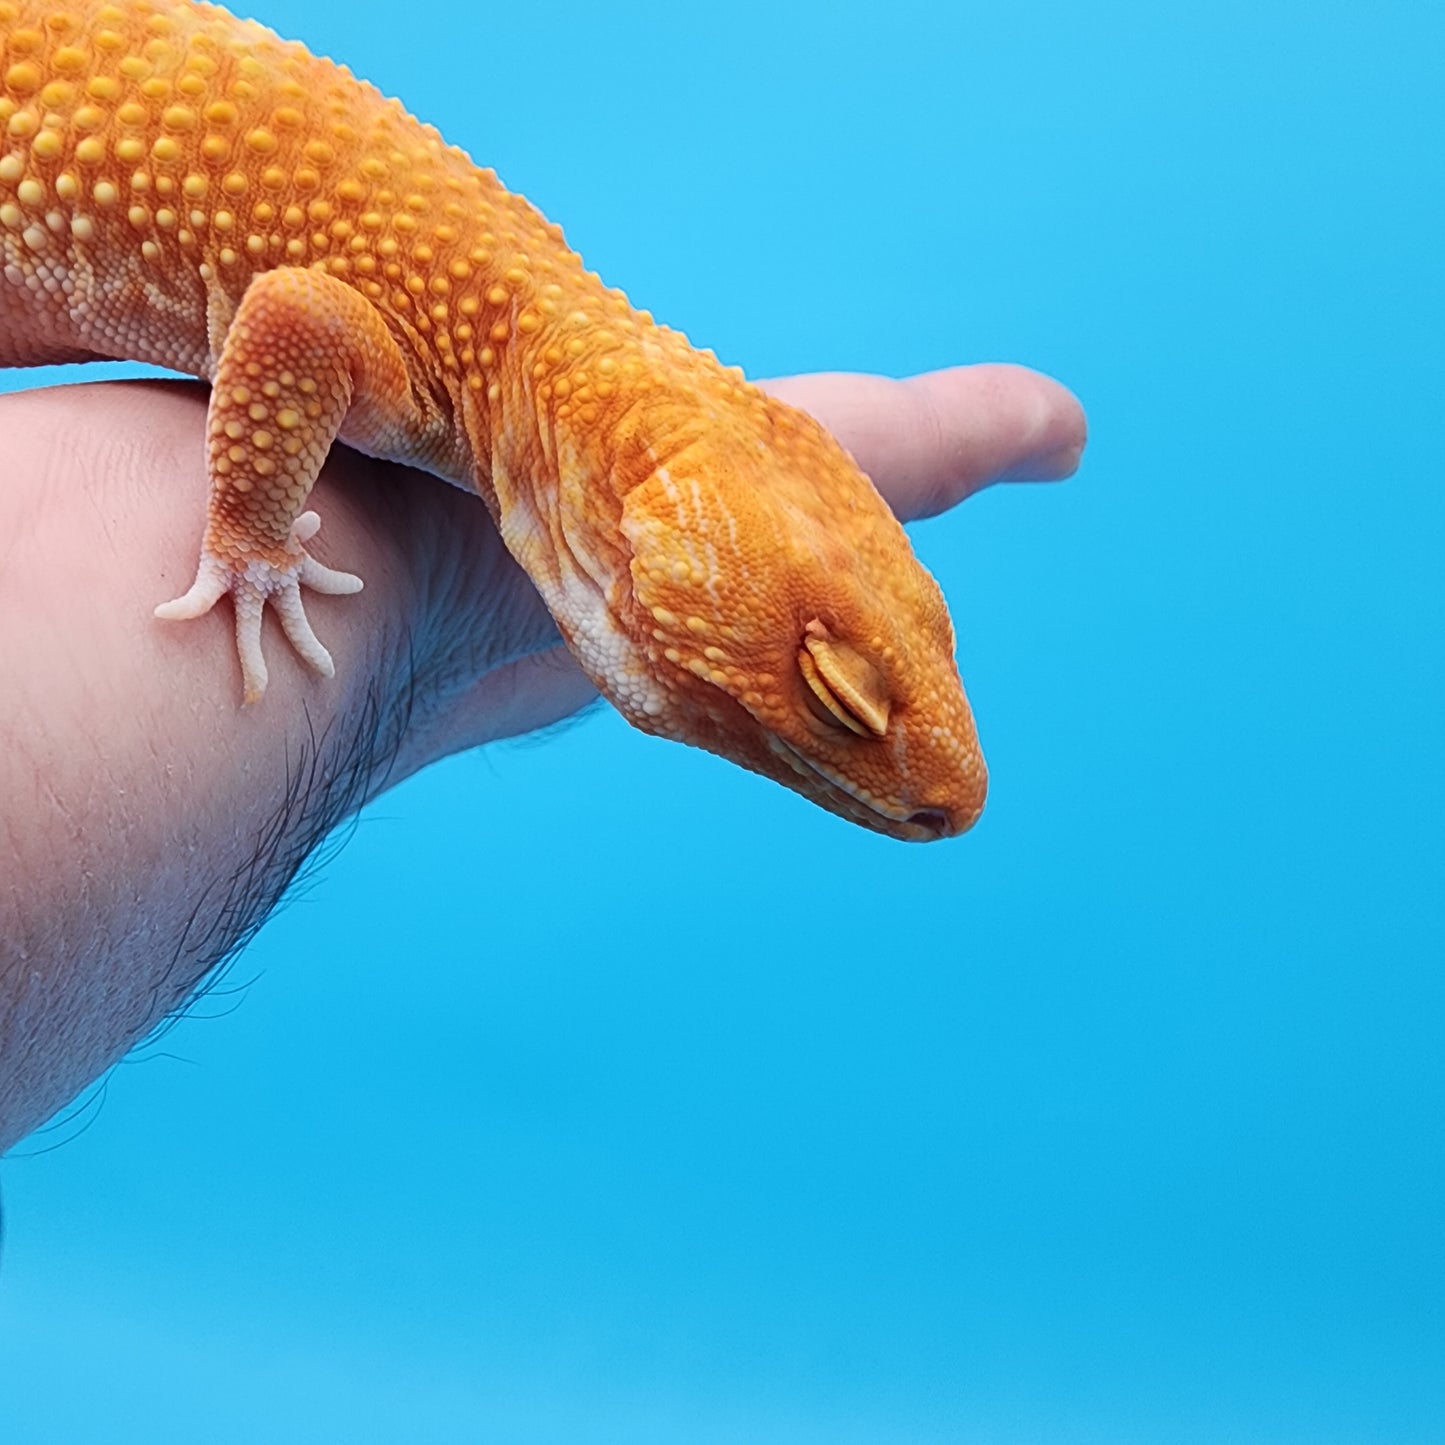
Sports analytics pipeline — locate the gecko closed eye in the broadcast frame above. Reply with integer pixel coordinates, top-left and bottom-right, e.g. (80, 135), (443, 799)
(798, 621), (891, 738)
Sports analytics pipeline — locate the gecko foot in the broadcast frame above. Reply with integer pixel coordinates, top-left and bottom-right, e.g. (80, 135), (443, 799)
(155, 512), (364, 704)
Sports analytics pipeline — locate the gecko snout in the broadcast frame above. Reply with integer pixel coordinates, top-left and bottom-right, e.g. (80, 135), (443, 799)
(906, 808), (952, 839)
(902, 765), (987, 840)
(905, 792), (985, 840)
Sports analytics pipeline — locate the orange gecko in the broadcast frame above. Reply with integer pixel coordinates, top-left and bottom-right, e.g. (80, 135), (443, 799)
(0, 0), (987, 840)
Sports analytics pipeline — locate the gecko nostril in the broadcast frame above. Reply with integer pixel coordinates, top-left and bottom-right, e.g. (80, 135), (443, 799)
(907, 808), (951, 838)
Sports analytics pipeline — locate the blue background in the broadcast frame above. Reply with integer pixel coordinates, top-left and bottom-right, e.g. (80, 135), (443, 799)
(3, 1), (1442, 1440)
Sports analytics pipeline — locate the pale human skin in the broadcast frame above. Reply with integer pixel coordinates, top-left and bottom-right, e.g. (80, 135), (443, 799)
(0, 364), (1084, 1151)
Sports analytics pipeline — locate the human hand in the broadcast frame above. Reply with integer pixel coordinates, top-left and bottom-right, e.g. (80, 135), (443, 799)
(0, 364), (1084, 1147)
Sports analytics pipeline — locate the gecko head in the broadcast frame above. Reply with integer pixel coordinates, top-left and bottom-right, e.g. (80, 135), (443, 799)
(615, 413), (988, 841)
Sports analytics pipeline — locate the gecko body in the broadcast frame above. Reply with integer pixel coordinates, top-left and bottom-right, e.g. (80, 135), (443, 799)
(0, 0), (987, 840)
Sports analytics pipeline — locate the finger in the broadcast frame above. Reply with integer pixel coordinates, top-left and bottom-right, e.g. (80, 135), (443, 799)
(759, 363), (1087, 522)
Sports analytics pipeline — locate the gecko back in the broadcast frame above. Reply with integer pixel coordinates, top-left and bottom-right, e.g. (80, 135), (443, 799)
(1, 0), (988, 839)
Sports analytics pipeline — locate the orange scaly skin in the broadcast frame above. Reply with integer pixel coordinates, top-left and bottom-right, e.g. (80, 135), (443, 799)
(0, 0), (987, 840)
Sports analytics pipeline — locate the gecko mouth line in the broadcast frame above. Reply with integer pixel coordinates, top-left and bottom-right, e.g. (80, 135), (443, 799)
(765, 735), (954, 841)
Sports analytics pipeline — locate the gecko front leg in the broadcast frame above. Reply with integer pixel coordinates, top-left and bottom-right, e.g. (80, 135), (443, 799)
(156, 266), (439, 704)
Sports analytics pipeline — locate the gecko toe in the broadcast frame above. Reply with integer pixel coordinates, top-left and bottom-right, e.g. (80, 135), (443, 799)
(154, 553), (231, 620)
(233, 579), (270, 704)
(292, 512), (362, 594)
(299, 555), (364, 596)
(272, 579), (337, 680)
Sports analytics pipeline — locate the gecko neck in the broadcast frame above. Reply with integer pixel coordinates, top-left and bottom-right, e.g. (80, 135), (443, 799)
(460, 287), (735, 522)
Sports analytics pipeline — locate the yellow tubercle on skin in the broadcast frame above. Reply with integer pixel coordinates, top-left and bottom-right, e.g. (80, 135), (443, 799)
(0, 0), (987, 840)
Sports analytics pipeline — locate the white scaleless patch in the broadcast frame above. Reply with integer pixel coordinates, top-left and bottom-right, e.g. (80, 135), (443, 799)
(0, 0), (989, 840)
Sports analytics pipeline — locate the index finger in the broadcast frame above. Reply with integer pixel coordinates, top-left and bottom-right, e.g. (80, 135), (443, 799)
(760, 363), (1087, 522)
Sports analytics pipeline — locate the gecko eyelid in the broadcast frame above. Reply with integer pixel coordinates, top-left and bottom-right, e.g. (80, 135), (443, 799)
(798, 621), (891, 737)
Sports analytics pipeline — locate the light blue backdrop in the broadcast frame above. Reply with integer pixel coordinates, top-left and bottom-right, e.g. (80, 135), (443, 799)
(2, 1), (1441, 1441)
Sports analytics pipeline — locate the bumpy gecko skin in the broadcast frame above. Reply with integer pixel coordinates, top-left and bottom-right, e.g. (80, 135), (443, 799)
(0, 0), (987, 840)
